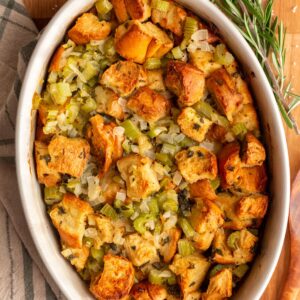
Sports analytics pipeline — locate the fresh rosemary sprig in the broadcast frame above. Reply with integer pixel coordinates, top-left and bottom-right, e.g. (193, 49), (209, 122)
(211, 0), (300, 134)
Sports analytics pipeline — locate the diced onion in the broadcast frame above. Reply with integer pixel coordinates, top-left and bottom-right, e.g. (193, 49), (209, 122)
(84, 228), (98, 239)
(113, 126), (125, 137)
(173, 171), (182, 186)
(191, 29), (209, 42)
(116, 191), (126, 202)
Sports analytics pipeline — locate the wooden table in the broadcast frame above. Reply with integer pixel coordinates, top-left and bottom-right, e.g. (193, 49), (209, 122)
(23, 0), (300, 299)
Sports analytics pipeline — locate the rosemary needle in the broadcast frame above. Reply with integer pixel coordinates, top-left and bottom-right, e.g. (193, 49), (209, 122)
(212, 0), (300, 134)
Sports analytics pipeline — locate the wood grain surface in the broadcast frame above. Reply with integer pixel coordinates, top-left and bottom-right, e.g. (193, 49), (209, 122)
(23, 0), (300, 299)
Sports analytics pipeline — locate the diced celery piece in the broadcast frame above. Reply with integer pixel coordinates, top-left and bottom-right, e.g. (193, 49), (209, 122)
(95, 0), (113, 15)
(83, 236), (94, 248)
(121, 120), (142, 142)
(120, 203), (135, 218)
(161, 143), (179, 156)
(212, 113), (230, 128)
(172, 46), (184, 60)
(103, 37), (116, 57)
(144, 58), (162, 70)
(99, 58), (110, 70)
(209, 264), (226, 278)
(162, 199), (178, 212)
(233, 264), (249, 279)
(91, 247), (104, 263)
(100, 204), (117, 220)
(227, 231), (241, 250)
(154, 221), (162, 234)
(178, 218), (195, 239)
(49, 82), (72, 105)
(66, 178), (80, 191)
(66, 103), (80, 123)
(148, 197), (160, 215)
(178, 239), (195, 256)
(157, 190), (178, 212)
(214, 44), (234, 66)
(148, 126), (167, 138)
(194, 101), (214, 119)
(155, 152), (173, 166)
(32, 93), (42, 110)
(82, 61), (100, 81)
(47, 110), (59, 120)
(44, 187), (63, 205)
(167, 273), (177, 285)
(133, 214), (156, 234)
(210, 177), (220, 190)
(179, 136), (196, 148)
(81, 98), (97, 113)
(151, 0), (170, 12)
(231, 122), (247, 139)
(48, 72), (58, 84)
(184, 17), (198, 40)
(43, 120), (58, 134)
(122, 139), (131, 154)
(148, 269), (165, 285)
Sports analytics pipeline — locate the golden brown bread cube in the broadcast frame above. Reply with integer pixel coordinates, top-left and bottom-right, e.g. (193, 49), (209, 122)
(131, 282), (167, 300)
(160, 227), (181, 263)
(218, 142), (241, 190)
(127, 86), (171, 122)
(111, 0), (129, 23)
(206, 68), (243, 122)
(189, 199), (224, 251)
(202, 268), (233, 300)
(115, 21), (173, 64)
(48, 135), (90, 178)
(146, 69), (166, 92)
(124, 233), (159, 266)
(206, 123), (228, 144)
(216, 193), (259, 230)
(100, 61), (147, 97)
(169, 254), (210, 297)
(117, 154), (160, 200)
(61, 245), (89, 271)
(49, 45), (66, 72)
(165, 61), (205, 107)
(68, 13), (111, 44)
(35, 141), (61, 187)
(236, 194), (268, 220)
(90, 254), (135, 300)
(125, 0), (151, 21)
(183, 292), (201, 300)
(88, 114), (124, 176)
(242, 133), (266, 167)
(95, 86), (124, 120)
(99, 170), (123, 204)
(87, 214), (115, 248)
(177, 107), (212, 142)
(189, 179), (217, 201)
(49, 193), (93, 248)
(151, 0), (187, 36)
(212, 228), (258, 265)
(231, 103), (259, 132)
(189, 50), (222, 77)
(175, 146), (218, 184)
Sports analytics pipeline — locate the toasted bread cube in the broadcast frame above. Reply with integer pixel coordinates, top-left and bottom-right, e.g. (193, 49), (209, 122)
(151, 0), (187, 36)
(234, 164), (268, 193)
(124, 233), (159, 266)
(49, 193), (93, 248)
(189, 50), (222, 77)
(183, 292), (201, 300)
(213, 229), (258, 265)
(190, 200), (224, 251)
(206, 123), (228, 143)
(236, 194), (268, 220)
(61, 245), (89, 271)
(146, 69), (166, 92)
(117, 154), (160, 200)
(88, 114), (124, 176)
(100, 61), (147, 97)
(165, 61), (205, 107)
(169, 254), (210, 296)
(87, 214), (115, 248)
(48, 135), (90, 178)
(225, 61), (253, 106)
(218, 142), (241, 190)
(160, 228), (181, 263)
(216, 193), (255, 230)
(175, 146), (218, 184)
(242, 133), (266, 167)
(127, 86), (171, 122)
(125, 0), (151, 21)
(207, 68), (243, 122)
(95, 86), (124, 120)
(49, 46), (66, 72)
(232, 103), (259, 132)
(111, 0), (129, 23)
(202, 268), (232, 300)
(177, 107), (212, 142)
(189, 179), (217, 201)
(115, 21), (173, 64)
(68, 13), (111, 44)
(35, 141), (61, 187)
(90, 254), (135, 300)
(131, 282), (167, 300)
(100, 170), (123, 204)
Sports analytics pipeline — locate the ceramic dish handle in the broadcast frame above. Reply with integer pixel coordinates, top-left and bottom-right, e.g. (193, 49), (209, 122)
(281, 171), (300, 300)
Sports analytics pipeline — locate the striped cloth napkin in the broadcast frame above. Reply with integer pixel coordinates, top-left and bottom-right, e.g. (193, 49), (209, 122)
(0, 1), (66, 299)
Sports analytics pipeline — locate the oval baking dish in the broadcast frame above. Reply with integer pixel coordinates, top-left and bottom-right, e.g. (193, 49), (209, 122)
(16, 0), (290, 299)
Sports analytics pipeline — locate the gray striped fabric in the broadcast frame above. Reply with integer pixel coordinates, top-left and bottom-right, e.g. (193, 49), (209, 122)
(0, 1), (66, 299)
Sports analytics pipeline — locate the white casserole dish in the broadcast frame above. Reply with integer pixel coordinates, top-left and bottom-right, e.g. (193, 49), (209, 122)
(15, 0), (290, 299)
